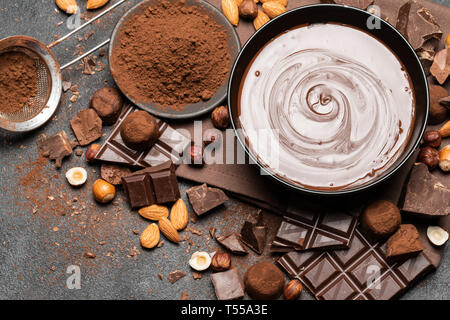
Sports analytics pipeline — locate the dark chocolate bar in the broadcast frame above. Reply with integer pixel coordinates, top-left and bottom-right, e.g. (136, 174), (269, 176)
(277, 229), (435, 300)
(271, 206), (359, 252)
(94, 104), (191, 167)
(122, 174), (155, 209)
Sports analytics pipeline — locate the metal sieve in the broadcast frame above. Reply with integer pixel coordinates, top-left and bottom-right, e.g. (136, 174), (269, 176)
(0, 36), (62, 132)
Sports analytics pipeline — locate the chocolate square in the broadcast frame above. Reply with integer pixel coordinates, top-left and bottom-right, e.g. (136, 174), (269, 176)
(121, 174), (155, 209)
(150, 170), (180, 204)
(210, 269), (244, 300)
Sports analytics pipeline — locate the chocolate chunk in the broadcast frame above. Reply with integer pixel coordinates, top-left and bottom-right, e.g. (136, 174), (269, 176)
(320, 0), (373, 10)
(70, 109), (102, 146)
(186, 184), (228, 216)
(210, 269), (244, 300)
(122, 174), (155, 209)
(100, 164), (132, 185)
(37, 131), (73, 168)
(216, 233), (248, 254)
(401, 163), (449, 218)
(122, 161), (180, 209)
(361, 200), (401, 240)
(120, 110), (159, 151)
(168, 270), (186, 284)
(430, 48), (450, 85)
(429, 85), (449, 125)
(416, 40), (437, 75)
(396, 1), (442, 51)
(94, 105), (190, 167)
(386, 224), (424, 262)
(278, 228), (435, 300)
(244, 262), (284, 300)
(240, 210), (267, 254)
(90, 87), (124, 125)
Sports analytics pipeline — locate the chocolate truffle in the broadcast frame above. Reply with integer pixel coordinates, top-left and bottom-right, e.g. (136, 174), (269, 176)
(244, 262), (284, 300)
(386, 224), (424, 262)
(90, 87), (124, 125)
(120, 111), (159, 151)
(361, 200), (401, 240)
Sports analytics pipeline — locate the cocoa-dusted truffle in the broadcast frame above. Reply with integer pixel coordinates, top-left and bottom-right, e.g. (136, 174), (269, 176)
(120, 111), (159, 151)
(90, 87), (124, 125)
(361, 200), (401, 240)
(244, 262), (284, 300)
(386, 224), (424, 262)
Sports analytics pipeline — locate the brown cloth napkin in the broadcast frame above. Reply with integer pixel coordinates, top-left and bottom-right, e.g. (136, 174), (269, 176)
(174, 0), (449, 266)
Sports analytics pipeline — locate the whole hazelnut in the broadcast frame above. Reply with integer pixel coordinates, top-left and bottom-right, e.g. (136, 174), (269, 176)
(85, 143), (101, 163)
(189, 145), (204, 166)
(92, 179), (116, 204)
(203, 129), (222, 146)
(283, 279), (303, 301)
(239, 0), (258, 19)
(418, 146), (439, 170)
(422, 130), (441, 148)
(211, 251), (231, 272)
(211, 106), (230, 130)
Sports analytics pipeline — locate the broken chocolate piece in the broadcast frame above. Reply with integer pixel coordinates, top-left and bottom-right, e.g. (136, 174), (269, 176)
(430, 48), (450, 85)
(186, 184), (228, 216)
(401, 163), (450, 218)
(210, 269), (244, 300)
(168, 270), (186, 284)
(100, 164), (132, 185)
(70, 109), (102, 146)
(396, 1), (442, 51)
(37, 131), (73, 168)
(216, 233), (248, 254)
(386, 224), (424, 262)
(320, 0), (373, 10)
(240, 210), (267, 254)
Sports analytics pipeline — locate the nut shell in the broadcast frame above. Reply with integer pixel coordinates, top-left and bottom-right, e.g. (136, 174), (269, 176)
(66, 167), (88, 186)
(189, 251), (212, 271)
(427, 226), (449, 246)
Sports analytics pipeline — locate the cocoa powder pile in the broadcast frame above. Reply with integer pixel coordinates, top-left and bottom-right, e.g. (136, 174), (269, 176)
(111, 0), (231, 109)
(0, 51), (38, 114)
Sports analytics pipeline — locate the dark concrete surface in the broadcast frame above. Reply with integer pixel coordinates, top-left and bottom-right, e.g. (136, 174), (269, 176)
(0, 0), (448, 300)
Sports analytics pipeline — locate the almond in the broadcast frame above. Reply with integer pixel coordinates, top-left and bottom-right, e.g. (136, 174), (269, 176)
(222, 0), (239, 26)
(87, 0), (110, 10)
(260, 0), (287, 5)
(139, 205), (169, 221)
(439, 121), (450, 138)
(55, 0), (78, 14)
(159, 218), (181, 243)
(262, 2), (286, 19)
(170, 199), (189, 231)
(140, 223), (160, 249)
(253, 10), (270, 30)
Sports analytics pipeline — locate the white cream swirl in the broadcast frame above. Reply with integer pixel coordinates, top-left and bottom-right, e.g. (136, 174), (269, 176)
(239, 24), (415, 190)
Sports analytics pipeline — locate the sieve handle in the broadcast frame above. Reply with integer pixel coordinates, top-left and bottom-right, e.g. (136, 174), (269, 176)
(59, 39), (110, 70)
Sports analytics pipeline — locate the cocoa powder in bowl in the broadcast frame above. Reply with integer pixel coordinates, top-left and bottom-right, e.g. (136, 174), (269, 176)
(0, 51), (38, 114)
(110, 0), (231, 110)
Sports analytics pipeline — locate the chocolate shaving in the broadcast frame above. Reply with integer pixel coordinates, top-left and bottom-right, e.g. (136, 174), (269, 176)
(168, 270), (186, 284)
(37, 131), (73, 168)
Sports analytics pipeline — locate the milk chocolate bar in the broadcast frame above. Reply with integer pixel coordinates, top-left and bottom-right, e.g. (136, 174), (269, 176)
(94, 104), (191, 167)
(277, 229), (435, 300)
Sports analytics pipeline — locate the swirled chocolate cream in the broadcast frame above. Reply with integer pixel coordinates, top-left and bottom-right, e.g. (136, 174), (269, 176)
(239, 23), (415, 191)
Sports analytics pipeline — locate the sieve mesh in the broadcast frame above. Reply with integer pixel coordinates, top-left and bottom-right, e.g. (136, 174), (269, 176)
(0, 47), (51, 122)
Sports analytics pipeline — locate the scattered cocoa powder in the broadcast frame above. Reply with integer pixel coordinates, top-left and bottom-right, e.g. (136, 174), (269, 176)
(111, 0), (231, 110)
(0, 51), (38, 114)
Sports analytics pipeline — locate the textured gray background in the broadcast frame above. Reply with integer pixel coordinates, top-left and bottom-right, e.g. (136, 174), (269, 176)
(0, 0), (448, 300)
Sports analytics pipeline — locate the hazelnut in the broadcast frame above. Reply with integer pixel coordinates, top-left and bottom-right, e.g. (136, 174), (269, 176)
(203, 129), (222, 146)
(65, 167), (87, 186)
(438, 145), (450, 172)
(283, 279), (303, 300)
(189, 145), (204, 166)
(422, 130), (441, 148)
(92, 179), (116, 204)
(427, 226), (449, 246)
(189, 251), (211, 271)
(85, 143), (101, 163)
(418, 146), (439, 170)
(211, 106), (230, 130)
(211, 251), (231, 272)
(239, 0), (258, 19)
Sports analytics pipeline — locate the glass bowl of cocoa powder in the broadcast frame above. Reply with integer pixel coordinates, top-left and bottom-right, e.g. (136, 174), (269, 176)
(109, 0), (240, 119)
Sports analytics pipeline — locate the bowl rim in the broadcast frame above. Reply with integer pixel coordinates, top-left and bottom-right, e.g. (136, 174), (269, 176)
(227, 3), (429, 196)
